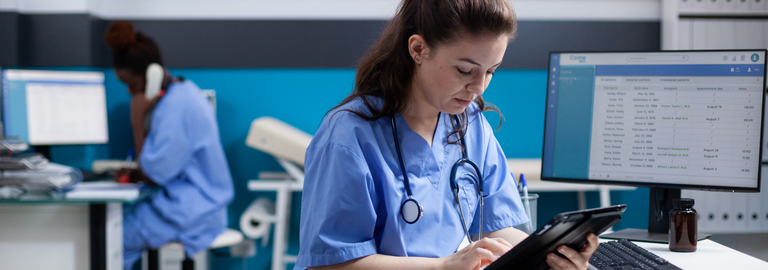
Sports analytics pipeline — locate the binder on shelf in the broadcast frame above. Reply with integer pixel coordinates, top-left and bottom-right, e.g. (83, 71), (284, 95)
(732, 193), (748, 231)
(762, 170), (768, 231)
(733, 20), (763, 50)
(704, 192), (718, 231)
(747, 192), (762, 230)
(704, 20), (721, 49)
(691, 20), (710, 49)
(724, 194), (736, 232)
(718, 20), (737, 49)
(692, 0), (707, 11)
(678, 19), (693, 50)
(683, 190), (711, 231)
(735, 0), (751, 10)
(705, 0), (722, 10)
(700, 191), (718, 232)
(679, 0), (695, 12)
(722, 0), (738, 10)
(765, 21), (768, 49)
(764, 94), (768, 163)
(753, 0), (767, 10)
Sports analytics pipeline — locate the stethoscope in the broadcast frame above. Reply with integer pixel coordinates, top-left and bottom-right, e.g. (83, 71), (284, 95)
(391, 115), (484, 243)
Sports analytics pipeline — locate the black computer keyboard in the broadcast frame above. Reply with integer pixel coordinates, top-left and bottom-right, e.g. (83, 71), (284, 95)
(590, 239), (682, 270)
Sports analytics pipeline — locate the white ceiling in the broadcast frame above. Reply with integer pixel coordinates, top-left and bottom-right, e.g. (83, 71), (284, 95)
(0, 0), (661, 21)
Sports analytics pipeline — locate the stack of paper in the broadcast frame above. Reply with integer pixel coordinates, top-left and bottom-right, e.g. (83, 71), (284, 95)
(65, 181), (140, 200)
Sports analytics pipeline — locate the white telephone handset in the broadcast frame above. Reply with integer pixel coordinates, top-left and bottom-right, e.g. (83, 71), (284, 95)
(144, 63), (164, 99)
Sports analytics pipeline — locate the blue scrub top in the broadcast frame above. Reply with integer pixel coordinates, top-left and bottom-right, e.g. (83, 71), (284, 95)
(129, 80), (234, 256)
(295, 97), (528, 269)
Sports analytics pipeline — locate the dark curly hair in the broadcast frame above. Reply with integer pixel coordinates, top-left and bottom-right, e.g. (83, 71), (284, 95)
(104, 21), (164, 75)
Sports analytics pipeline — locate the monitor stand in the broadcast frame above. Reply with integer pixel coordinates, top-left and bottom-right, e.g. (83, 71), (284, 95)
(35, 145), (51, 160)
(600, 187), (711, 243)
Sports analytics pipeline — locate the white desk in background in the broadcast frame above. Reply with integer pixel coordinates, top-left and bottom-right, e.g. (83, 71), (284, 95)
(508, 159), (636, 209)
(598, 238), (768, 269)
(0, 183), (145, 270)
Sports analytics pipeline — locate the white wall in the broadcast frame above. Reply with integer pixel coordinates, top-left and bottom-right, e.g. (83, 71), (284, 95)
(0, 0), (661, 21)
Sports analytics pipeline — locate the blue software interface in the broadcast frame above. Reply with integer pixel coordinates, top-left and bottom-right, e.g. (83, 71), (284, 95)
(2, 69), (108, 145)
(542, 51), (766, 190)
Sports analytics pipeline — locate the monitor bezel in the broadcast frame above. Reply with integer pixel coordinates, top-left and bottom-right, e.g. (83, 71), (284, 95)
(1, 68), (110, 146)
(541, 49), (768, 193)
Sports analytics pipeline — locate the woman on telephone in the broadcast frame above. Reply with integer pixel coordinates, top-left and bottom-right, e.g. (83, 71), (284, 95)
(104, 21), (234, 270)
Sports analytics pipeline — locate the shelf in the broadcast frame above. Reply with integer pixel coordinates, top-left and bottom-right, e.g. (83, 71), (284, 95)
(247, 179), (303, 191)
(526, 180), (636, 193)
(679, 10), (768, 19)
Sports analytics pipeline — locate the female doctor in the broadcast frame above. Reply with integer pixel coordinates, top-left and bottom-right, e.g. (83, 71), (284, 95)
(296, 1), (598, 270)
(104, 21), (234, 270)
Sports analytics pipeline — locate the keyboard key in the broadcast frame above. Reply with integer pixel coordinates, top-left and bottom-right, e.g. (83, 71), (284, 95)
(590, 240), (682, 270)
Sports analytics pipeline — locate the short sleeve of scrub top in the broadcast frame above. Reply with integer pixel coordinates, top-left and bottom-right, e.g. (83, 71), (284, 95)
(297, 111), (380, 268)
(294, 98), (529, 270)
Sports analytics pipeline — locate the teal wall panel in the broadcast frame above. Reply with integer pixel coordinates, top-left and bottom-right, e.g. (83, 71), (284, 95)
(35, 68), (648, 270)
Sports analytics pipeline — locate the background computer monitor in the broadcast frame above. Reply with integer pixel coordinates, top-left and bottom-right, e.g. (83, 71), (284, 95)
(541, 50), (766, 242)
(2, 69), (109, 148)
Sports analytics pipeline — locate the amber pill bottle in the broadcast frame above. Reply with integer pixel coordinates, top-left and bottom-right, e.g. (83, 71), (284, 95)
(669, 198), (697, 252)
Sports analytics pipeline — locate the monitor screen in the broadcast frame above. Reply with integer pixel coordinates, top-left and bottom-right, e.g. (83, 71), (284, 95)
(2, 69), (109, 145)
(542, 50), (766, 192)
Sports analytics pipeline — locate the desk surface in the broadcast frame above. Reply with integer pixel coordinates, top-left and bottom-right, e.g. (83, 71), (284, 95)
(507, 159), (636, 192)
(0, 181), (149, 204)
(525, 180), (636, 192)
(599, 238), (768, 269)
(0, 193), (143, 204)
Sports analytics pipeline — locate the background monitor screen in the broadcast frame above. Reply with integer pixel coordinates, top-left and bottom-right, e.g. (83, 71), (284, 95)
(541, 50), (766, 192)
(2, 69), (109, 145)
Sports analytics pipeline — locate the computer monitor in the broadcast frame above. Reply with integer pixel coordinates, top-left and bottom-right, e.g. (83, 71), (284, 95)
(541, 50), (766, 242)
(2, 69), (109, 146)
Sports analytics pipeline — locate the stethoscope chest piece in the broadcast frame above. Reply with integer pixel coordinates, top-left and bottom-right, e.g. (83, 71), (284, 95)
(400, 197), (423, 224)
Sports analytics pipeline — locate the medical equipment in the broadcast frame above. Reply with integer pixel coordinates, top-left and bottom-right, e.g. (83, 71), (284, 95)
(246, 117), (312, 184)
(246, 117), (312, 167)
(391, 115), (484, 243)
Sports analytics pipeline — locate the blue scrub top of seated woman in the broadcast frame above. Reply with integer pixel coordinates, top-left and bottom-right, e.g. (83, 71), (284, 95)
(294, 97), (528, 269)
(130, 80), (234, 256)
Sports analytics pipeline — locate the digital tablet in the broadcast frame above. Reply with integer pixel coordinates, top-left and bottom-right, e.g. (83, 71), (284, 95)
(486, 205), (627, 270)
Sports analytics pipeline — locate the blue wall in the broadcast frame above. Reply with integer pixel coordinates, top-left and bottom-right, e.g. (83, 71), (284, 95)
(41, 68), (649, 270)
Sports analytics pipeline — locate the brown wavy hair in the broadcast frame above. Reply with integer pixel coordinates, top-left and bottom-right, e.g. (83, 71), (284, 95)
(333, 0), (517, 147)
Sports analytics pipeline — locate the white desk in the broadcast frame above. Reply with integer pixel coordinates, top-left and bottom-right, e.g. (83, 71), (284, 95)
(0, 187), (145, 270)
(598, 238), (768, 269)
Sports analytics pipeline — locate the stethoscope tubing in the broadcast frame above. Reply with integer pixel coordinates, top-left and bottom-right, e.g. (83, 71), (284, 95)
(390, 117), (414, 198)
(391, 114), (484, 242)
